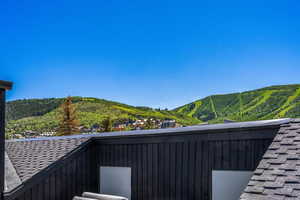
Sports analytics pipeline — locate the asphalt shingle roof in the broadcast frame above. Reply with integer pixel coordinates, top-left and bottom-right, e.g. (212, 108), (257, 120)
(241, 119), (300, 200)
(5, 137), (90, 184)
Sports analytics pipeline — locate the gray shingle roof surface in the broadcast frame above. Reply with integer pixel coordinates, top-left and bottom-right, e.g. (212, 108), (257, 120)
(5, 137), (90, 183)
(240, 119), (300, 200)
(5, 152), (21, 191)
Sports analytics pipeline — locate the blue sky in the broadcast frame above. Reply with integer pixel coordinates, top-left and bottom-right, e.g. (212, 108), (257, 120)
(1, 0), (300, 108)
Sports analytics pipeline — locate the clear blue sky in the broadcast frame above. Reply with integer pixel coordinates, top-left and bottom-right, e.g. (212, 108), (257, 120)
(1, 0), (300, 109)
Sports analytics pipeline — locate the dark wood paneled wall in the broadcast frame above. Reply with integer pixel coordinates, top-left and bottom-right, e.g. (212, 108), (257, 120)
(4, 142), (98, 200)
(0, 89), (5, 200)
(96, 128), (277, 200)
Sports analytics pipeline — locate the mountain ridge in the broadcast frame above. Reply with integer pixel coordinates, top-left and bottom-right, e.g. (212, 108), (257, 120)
(5, 84), (300, 138)
(173, 84), (300, 123)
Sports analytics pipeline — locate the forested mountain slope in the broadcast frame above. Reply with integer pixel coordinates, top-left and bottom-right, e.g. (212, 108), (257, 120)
(5, 97), (200, 137)
(6, 84), (300, 138)
(174, 84), (300, 123)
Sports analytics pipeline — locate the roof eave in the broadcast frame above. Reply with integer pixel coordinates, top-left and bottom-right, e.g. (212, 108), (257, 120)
(0, 80), (13, 90)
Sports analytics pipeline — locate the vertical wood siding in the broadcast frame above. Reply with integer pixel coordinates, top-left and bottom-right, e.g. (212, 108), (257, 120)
(96, 129), (276, 200)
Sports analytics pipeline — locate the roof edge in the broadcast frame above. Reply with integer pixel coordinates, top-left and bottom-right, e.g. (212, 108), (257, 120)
(4, 153), (21, 192)
(0, 80), (13, 90)
(240, 118), (300, 199)
(6, 118), (291, 143)
(3, 138), (93, 198)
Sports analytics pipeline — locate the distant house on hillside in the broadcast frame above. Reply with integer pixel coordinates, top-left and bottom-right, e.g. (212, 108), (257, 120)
(161, 119), (181, 128)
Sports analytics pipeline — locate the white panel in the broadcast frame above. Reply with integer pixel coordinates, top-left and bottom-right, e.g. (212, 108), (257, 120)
(212, 170), (253, 200)
(100, 167), (131, 200)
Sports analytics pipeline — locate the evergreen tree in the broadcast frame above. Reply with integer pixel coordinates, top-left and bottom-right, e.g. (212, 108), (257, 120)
(57, 96), (80, 136)
(102, 116), (113, 132)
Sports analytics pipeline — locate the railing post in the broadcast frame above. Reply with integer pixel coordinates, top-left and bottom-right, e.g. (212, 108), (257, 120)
(0, 81), (12, 200)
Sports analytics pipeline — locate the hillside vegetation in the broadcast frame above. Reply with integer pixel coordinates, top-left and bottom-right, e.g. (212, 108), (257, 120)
(5, 97), (200, 137)
(174, 84), (300, 123)
(6, 84), (300, 138)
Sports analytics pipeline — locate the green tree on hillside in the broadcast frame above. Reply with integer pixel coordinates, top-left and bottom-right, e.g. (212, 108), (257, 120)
(57, 96), (80, 136)
(102, 116), (113, 132)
